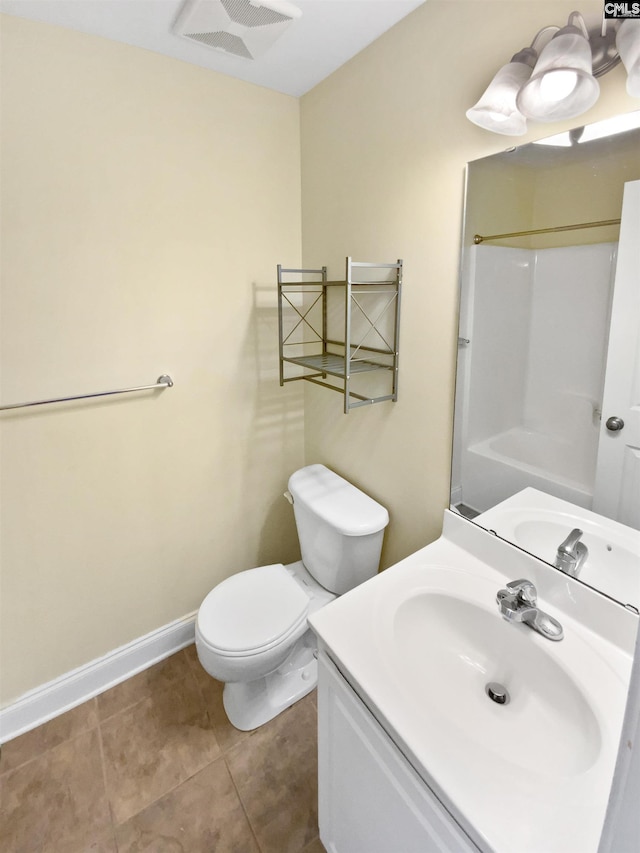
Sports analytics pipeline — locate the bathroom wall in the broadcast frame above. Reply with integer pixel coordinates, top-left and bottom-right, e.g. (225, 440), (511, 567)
(1, 1), (638, 711)
(465, 158), (538, 250)
(529, 136), (640, 248)
(299, 0), (638, 568)
(0, 15), (304, 705)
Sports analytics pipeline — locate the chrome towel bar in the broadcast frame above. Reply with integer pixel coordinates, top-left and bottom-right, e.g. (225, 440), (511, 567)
(0, 374), (173, 412)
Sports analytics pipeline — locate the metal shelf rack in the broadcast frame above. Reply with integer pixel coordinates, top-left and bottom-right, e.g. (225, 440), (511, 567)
(277, 257), (402, 413)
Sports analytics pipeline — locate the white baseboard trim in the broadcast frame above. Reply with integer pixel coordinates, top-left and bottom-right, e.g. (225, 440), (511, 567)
(0, 611), (197, 744)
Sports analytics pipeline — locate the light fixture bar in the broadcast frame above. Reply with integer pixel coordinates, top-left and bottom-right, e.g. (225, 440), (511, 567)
(588, 17), (622, 77)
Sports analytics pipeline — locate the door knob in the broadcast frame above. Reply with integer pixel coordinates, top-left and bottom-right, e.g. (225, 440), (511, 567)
(605, 416), (625, 432)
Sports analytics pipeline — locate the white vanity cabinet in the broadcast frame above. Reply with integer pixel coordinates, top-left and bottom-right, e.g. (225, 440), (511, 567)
(317, 650), (481, 853)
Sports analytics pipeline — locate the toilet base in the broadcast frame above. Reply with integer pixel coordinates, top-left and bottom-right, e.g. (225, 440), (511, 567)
(222, 630), (317, 731)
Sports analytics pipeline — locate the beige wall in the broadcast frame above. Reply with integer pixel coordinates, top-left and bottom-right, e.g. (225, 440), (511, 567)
(299, 0), (638, 569)
(1, 1), (638, 708)
(529, 138), (640, 247)
(0, 15), (304, 704)
(465, 158), (538, 249)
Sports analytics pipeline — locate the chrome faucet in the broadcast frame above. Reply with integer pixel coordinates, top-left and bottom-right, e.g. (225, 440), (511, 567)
(496, 579), (564, 641)
(554, 528), (588, 577)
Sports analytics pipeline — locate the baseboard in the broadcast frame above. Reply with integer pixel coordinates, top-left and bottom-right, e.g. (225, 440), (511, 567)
(0, 612), (197, 744)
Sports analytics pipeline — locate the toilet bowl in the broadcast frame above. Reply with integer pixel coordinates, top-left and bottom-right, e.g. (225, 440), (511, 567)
(196, 561), (335, 730)
(196, 464), (389, 731)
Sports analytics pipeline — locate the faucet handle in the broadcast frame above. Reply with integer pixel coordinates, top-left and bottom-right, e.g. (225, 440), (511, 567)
(558, 528), (583, 555)
(505, 579), (537, 606)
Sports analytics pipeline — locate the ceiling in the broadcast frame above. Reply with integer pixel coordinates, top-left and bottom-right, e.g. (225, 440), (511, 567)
(0, 0), (426, 96)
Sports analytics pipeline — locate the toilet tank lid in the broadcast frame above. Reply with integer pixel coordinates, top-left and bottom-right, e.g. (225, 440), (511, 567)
(288, 464), (389, 536)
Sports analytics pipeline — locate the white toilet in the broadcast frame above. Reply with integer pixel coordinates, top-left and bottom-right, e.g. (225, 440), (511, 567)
(195, 464), (389, 731)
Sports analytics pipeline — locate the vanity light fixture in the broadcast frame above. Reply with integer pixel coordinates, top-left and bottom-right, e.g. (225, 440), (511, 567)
(532, 109), (640, 146)
(516, 13), (600, 123)
(467, 13), (640, 136)
(617, 18), (640, 96)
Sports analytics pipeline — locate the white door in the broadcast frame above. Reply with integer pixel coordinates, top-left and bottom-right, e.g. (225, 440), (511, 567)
(593, 180), (640, 530)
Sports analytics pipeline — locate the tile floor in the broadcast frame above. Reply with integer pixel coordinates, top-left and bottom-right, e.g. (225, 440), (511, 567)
(0, 645), (325, 853)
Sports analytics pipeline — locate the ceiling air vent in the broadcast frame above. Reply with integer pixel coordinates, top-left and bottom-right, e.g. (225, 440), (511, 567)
(173, 0), (302, 60)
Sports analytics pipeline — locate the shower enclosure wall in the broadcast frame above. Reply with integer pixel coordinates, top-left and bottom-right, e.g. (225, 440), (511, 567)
(453, 241), (617, 515)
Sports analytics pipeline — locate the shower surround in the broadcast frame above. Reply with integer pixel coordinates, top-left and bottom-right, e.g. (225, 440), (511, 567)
(454, 241), (617, 513)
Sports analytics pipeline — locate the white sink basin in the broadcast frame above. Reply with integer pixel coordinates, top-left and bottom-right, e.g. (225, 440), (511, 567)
(392, 586), (601, 777)
(475, 488), (640, 607)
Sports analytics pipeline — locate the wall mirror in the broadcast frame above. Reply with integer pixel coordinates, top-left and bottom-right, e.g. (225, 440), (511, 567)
(452, 111), (640, 609)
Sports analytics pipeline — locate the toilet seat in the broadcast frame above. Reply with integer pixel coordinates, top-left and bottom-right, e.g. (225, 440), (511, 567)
(197, 564), (310, 656)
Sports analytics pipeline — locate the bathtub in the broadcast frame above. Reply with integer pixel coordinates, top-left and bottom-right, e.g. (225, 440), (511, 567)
(461, 426), (594, 514)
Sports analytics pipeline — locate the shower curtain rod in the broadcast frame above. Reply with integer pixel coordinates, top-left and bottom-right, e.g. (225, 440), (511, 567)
(473, 217), (621, 244)
(0, 374), (173, 412)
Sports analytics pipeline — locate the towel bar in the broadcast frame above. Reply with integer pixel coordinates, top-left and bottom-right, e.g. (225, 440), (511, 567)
(0, 374), (173, 412)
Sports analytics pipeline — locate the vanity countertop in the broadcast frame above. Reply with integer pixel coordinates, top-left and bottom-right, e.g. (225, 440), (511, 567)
(309, 511), (636, 853)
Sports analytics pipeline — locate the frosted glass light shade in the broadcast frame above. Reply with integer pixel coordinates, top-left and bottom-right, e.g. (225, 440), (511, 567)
(516, 29), (599, 122)
(466, 59), (533, 136)
(617, 20), (640, 98)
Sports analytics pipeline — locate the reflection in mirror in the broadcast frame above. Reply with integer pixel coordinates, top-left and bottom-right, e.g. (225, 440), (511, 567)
(452, 111), (640, 609)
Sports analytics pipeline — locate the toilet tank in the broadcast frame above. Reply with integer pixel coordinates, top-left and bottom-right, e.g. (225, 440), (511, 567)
(288, 464), (389, 595)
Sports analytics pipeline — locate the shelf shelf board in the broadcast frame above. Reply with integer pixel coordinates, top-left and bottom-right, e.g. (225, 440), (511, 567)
(280, 280), (397, 288)
(282, 352), (392, 379)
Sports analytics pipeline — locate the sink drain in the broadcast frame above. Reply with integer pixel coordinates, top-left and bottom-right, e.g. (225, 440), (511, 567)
(485, 682), (510, 705)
